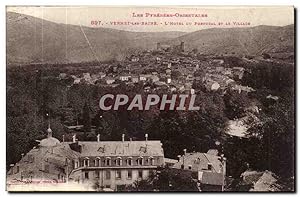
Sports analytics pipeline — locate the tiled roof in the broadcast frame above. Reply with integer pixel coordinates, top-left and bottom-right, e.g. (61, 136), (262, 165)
(39, 137), (60, 147)
(7, 144), (80, 181)
(207, 149), (219, 156)
(241, 170), (263, 184)
(251, 171), (279, 191)
(77, 140), (164, 157)
(173, 152), (223, 173)
(241, 170), (280, 191)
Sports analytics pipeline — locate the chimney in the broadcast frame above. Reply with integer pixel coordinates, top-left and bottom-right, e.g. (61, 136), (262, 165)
(183, 149), (187, 155)
(21, 153), (24, 158)
(97, 134), (101, 142)
(62, 135), (65, 143)
(72, 134), (76, 143)
(130, 138), (132, 142)
(145, 133), (148, 141)
(122, 134), (125, 142)
(177, 155), (181, 162)
(182, 149), (187, 169)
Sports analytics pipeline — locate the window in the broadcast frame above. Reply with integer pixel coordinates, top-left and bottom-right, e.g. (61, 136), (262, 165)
(83, 158), (89, 167)
(84, 172), (89, 179)
(138, 170), (143, 179)
(116, 170), (121, 179)
(139, 146), (147, 153)
(149, 157), (155, 165)
(95, 171), (100, 178)
(95, 158), (101, 167)
(16, 166), (19, 174)
(105, 158), (111, 166)
(137, 157), (143, 165)
(98, 147), (105, 153)
(116, 158), (122, 166)
(208, 163), (212, 171)
(127, 170), (132, 179)
(127, 158), (133, 166)
(74, 160), (79, 168)
(105, 185), (110, 188)
(105, 170), (111, 180)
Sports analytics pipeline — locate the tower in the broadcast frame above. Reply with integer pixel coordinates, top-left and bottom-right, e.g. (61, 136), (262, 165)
(157, 42), (161, 50)
(47, 127), (53, 138)
(180, 41), (185, 52)
(46, 112), (52, 138)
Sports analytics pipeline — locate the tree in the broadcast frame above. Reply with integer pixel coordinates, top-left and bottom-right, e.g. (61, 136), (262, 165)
(224, 90), (249, 119)
(246, 100), (294, 178)
(82, 102), (91, 139)
(124, 167), (198, 192)
(125, 179), (154, 191)
(155, 168), (198, 191)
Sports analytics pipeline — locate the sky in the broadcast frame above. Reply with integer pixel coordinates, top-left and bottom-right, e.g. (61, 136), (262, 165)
(7, 6), (294, 32)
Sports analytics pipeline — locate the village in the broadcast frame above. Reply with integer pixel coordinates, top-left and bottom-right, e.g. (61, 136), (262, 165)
(55, 41), (262, 139)
(59, 42), (253, 97)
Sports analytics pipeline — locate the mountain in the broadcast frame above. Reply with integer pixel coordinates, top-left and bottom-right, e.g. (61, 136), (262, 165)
(6, 12), (185, 64)
(165, 24), (294, 57)
(7, 12), (294, 65)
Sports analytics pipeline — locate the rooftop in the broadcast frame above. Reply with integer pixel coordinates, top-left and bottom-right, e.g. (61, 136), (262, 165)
(173, 151), (224, 173)
(39, 137), (60, 147)
(75, 140), (164, 157)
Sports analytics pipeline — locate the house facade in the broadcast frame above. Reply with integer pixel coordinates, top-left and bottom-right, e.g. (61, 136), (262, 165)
(68, 134), (164, 190)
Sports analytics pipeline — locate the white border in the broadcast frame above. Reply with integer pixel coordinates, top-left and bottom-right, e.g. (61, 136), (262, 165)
(0, 0), (298, 196)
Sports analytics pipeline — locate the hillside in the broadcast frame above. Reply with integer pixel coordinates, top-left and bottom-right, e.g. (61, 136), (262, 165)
(165, 25), (294, 57)
(7, 11), (294, 65)
(6, 12), (185, 64)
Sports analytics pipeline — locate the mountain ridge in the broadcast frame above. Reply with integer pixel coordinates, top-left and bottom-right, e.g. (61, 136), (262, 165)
(165, 24), (294, 56)
(7, 12), (294, 65)
(6, 12), (186, 65)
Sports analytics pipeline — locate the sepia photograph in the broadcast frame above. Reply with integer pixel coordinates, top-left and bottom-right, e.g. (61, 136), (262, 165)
(5, 6), (295, 192)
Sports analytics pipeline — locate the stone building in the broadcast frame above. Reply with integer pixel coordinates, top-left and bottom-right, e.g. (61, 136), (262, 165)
(69, 134), (164, 190)
(7, 128), (164, 191)
(172, 149), (226, 191)
(7, 127), (80, 187)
